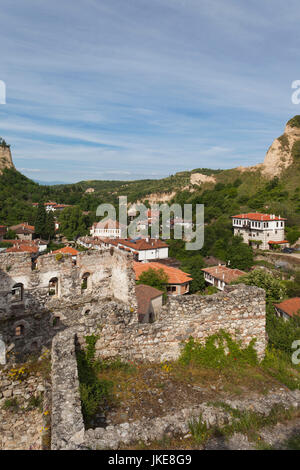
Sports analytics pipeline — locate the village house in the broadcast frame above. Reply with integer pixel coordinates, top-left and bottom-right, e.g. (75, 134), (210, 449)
(202, 265), (246, 291)
(134, 261), (192, 296)
(32, 202), (71, 212)
(231, 212), (288, 250)
(4, 241), (39, 255)
(78, 236), (169, 261)
(274, 297), (300, 321)
(90, 219), (124, 238)
(52, 246), (79, 264)
(2, 238), (48, 254)
(135, 284), (163, 323)
(110, 237), (169, 261)
(9, 222), (35, 241)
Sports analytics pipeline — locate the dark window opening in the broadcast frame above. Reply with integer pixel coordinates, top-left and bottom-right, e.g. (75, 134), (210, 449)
(12, 283), (24, 302)
(49, 278), (58, 296)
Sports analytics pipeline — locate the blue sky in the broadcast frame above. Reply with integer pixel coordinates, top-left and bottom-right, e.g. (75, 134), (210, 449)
(0, 0), (300, 183)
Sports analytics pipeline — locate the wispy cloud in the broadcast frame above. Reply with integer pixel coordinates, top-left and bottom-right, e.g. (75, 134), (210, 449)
(0, 0), (299, 182)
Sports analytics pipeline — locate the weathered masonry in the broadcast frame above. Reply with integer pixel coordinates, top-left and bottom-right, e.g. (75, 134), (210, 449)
(91, 284), (266, 362)
(0, 249), (266, 365)
(0, 250), (137, 362)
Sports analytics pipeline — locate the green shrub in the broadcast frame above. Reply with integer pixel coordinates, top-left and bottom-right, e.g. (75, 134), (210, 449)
(189, 414), (211, 444)
(287, 115), (300, 128)
(2, 397), (19, 412)
(261, 347), (300, 390)
(179, 331), (258, 369)
(27, 393), (43, 411)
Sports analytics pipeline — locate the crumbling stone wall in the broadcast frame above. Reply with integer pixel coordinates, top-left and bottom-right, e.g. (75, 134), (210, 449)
(51, 328), (85, 450)
(0, 250), (136, 362)
(93, 284), (266, 361)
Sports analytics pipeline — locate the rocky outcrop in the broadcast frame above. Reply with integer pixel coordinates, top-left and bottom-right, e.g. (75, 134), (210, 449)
(0, 145), (14, 175)
(237, 116), (300, 178)
(260, 117), (300, 177)
(190, 172), (216, 185)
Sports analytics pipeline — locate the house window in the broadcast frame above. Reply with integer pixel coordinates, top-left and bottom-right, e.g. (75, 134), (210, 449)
(167, 285), (176, 293)
(81, 273), (90, 291)
(49, 278), (58, 296)
(15, 325), (24, 336)
(12, 283), (24, 302)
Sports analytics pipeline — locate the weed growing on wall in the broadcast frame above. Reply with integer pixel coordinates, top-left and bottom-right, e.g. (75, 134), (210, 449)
(76, 335), (114, 426)
(179, 330), (258, 369)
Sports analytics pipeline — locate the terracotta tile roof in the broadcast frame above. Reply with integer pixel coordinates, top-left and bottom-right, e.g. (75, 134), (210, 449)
(274, 298), (300, 318)
(5, 243), (38, 253)
(10, 222), (35, 233)
(202, 265), (246, 284)
(134, 262), (192, 285)
(52, 246), (79, 256)
(135, 284), (163, 315)
(231, 213), (286, 221)
(117, 238), (168, 251)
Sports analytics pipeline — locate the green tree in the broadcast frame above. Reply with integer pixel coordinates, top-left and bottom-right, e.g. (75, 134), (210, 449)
(45, 211), (55, 240)
(226, 236), (254, 271)
(4, 229), (17, 240)
(137, 267), (169, 297)
(34, 202), (47, 238)
(59, 206), (89, 240)
(286, 227), (300, 245)
(233, 269), (286, 304)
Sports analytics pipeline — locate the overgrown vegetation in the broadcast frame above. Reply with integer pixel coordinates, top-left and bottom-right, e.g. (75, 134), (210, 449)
(179, 331), (258, 369)
(76, 335), (114, 426)
(179, 329), (300, 391)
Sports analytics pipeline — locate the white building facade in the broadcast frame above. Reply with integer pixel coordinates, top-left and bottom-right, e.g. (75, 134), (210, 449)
(231, 213), (287, 250)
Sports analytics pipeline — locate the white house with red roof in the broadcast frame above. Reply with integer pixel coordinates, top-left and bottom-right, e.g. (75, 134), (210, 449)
(231, 213), (288, 250)
(112, 237), (169, 261)
(202, 265), (246, 291)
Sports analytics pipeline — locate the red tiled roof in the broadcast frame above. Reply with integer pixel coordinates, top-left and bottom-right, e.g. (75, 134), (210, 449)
(5, 243), (38, 253)
(202, 266), (246, 284)
(274, 298), (300, 318)
(117, 238), (168, 251)
(134, 262), (192, 285)
(52, 246), (79, 256)
(135, 284), (163, 315)
(10, 222), (35, 233)
(232, 213), (286, 221)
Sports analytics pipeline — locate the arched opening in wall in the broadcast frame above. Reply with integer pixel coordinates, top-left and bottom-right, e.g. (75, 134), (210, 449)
(81, 272), (90, 292)
(49, 277), (58, 296)
(11, 283), (24, 302)
(84, 309), (91, 316)
(15, 325), (24, 337)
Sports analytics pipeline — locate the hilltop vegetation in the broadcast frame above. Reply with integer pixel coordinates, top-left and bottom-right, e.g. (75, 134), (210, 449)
(1, 116), (300, 247)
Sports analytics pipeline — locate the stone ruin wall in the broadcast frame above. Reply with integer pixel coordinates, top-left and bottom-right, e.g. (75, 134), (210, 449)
(0, 249), (268, 449)
(0, 249), (137, 362)
(92, 284), (266, 362)
(0, 248), (267, 363)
